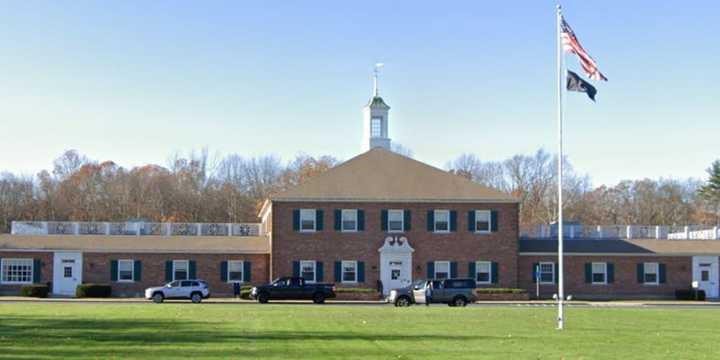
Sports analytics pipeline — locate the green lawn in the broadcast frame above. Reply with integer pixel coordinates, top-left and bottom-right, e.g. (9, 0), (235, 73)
(1, 303), (720, 359)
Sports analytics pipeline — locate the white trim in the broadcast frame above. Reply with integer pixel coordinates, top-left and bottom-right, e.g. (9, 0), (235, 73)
(519, 252), (696, 257)
(539, 261), (555, 285)
(434, 260), (450, 280)
(474, 210), (492, 234)
(433, 210), (450, 233)
(0, 248), (270, 255)
(387, 209), (404, 233)
(300, 260), (317, 284)
(117, 259), (135, 283)
(341, 260), (358, 284)
(591, 262), (607, 285)
(475, 261), (492, 285)
(227, 260), (244, 283)
(341, 209), (358, 232)
(299, 209), (317, 233)
(172, 259), (189, 281)
(0, 258), (34, 285)
(643, 262), (659, 285)
(271, 198), (519, 204)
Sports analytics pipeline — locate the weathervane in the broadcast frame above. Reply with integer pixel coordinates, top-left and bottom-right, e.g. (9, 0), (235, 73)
(373, 62), (384, 97)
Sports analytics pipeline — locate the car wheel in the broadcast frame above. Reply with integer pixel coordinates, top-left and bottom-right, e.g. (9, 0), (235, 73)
(153, 293), (164, 304)
(191, 293), (202, 304)
(258, 292), (269, 304)
(395, 296), (411, 307)
(312, 293), (325, 304)
(453, 296), (468, 307)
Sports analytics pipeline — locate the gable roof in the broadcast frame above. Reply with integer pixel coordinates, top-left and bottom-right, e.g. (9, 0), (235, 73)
(519, 239), (720, 256)
(271, 148), (517, 203)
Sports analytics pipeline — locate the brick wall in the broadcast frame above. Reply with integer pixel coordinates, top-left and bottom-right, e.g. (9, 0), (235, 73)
(519, 255), (693, 299)
(270, 201), (519, 289)
(0, 251), (53, 294)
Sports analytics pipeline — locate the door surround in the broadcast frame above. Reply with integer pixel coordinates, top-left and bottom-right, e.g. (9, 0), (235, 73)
(692, 256), (719, 298)
(52, 252), (83, 296)
(378, 236), (414, 295)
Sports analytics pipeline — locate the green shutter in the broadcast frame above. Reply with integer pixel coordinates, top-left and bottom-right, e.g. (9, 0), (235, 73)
(491, 262), (499, 284)
(357, 210), (365, 231)
(33, 259), (42, 283)
(490, 210), (499, 232)
(427, 262), (435, 279)
(637, 263), (644, 283)
(292, 210), (300, 231)
(584, 263), (592, 283)
(381, 210), (388, 231)
(357, 262), (365, 283)
(316, 210), (324, 231)
(532, 263), (539, 284)
(134, 260), (142, 282)
(450, 211), (457, 232)
(189, 260), (197, 279)
(554, 262), (559, 284)
(426, 210), (435, 232)
(292, 261), (300, 277)
(468, 211), (476, 232)
(468, 262), (476, 278)
(334, 210), (342, 231)
(221, 261), (228, 282)
(450, 262), (458, 278)
(607, 263), (614, 283)
(334, 261), (341, 282)
(243, 261), (252, 282)
(403, 210), (411, 231)
(316, 261), (324, 282)
(111, 260), (118, 282)
(659, 263), (666, 284)
(165, 261), (173, 282)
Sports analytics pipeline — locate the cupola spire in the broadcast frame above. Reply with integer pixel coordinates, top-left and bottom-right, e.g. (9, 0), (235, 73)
(363, 63), (391, 151)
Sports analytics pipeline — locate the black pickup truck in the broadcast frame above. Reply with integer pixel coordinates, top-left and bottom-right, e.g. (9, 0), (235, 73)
(250, 277), (336, 304)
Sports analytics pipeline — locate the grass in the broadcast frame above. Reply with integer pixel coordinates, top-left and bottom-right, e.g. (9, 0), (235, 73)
(1, 303), (720, 359)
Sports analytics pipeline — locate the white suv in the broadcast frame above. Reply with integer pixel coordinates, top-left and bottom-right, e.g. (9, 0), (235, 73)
(145, 280), (210, 303)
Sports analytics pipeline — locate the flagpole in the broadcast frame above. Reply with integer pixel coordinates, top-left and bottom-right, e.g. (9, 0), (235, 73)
(556, 3), (565, 331)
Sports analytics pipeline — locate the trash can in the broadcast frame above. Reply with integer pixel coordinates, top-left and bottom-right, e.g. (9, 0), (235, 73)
(233, 282), (241, 299)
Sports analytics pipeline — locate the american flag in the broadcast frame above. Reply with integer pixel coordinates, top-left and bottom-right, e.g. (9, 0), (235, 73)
(561, 17), (608, 81)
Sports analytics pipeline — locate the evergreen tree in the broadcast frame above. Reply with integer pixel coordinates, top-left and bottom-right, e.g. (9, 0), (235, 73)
(699, 160), (720, 224)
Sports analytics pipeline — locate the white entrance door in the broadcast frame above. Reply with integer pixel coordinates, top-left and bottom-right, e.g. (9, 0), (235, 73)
(378, 236), (414, 295)
(693, 256), (719, 298)
(53, 252), (83, 296)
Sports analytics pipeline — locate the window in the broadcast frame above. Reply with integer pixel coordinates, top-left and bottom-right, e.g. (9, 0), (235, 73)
(434, 261), (450, 280)
(434, 210), (450, 233)
(539, 262), (555, 284)
(300, 209), (316, 232)
(342, 261), (357, 283)
(342, 209), (358, 232)
(592, 262), (607, 284)
(228, 260), (244, 283)
(476, 261), (492, 284)
(63, 266), (72, 278)
(644, 262), (658, 285)
(446, 279), (475, 289)
(300, 260), (316, 283)
(388, 209), (404, 232)
(371, 117), (382, 137)
(118, 260), (134, 282)
(475, 210), (491, 233)
(1, 259), (33, 284)
(173, 260), (189, 281)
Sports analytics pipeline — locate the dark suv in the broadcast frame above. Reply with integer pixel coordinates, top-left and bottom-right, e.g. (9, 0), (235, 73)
(388, 278), (477, 307)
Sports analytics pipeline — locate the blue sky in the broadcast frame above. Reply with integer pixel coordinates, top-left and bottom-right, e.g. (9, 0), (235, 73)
(0, 1), (718, 186)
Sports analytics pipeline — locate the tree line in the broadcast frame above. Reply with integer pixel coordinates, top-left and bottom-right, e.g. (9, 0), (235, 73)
(0, 149), (718, 233)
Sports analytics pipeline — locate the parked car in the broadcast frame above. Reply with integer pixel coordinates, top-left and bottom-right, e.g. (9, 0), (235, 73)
(250, 277), (336, 304)
(144, 280), (210, 303)
(387, 278), (477, 307)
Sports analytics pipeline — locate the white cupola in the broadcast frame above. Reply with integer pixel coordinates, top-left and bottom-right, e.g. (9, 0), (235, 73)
(362, 64), (391, 151)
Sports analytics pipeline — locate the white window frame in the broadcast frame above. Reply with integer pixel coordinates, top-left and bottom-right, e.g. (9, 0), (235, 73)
(475, 261), (492, 285)
(172, 260), (189, 281)
(0, 258), (34, 285)
(341, 260), (358, 284)
(475, 210), (492, 233)
(227, 260), (244, 283)
(299, 209), (317, 232)
(434, 210), (450, 233)
(300, 260), (316, 284)
(388, 209), (404, 233)
(591, 262), (607, 285)
(117, 259), (135, 283)
(644, 262), (659, 285)
(434, 261), (450, 280)
(341, 209), (358, 232)
(539, 262), (555, 285)
(370, 117), (382, 137)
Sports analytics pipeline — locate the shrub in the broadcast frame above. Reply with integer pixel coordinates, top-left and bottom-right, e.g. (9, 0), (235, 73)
(76, 284), (112, 298)
(476, 288), (527, 295)
(334, 287), (377, 293)
(675, 289), (706, 301)
(240, 285), (253, 300)
(20, 284), (49, 298)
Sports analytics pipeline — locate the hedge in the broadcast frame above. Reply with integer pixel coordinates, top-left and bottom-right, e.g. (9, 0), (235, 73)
(476, 288), (527, 294)
(76, 284), (112, 298)
(20, 284), (49, 298)
(239, 285), (253, 299)
(675, 289), (706, 301)
(335, 287), (377, 293)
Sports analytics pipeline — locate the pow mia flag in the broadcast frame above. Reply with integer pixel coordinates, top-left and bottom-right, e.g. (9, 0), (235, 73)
(566, 70), (597, 102)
